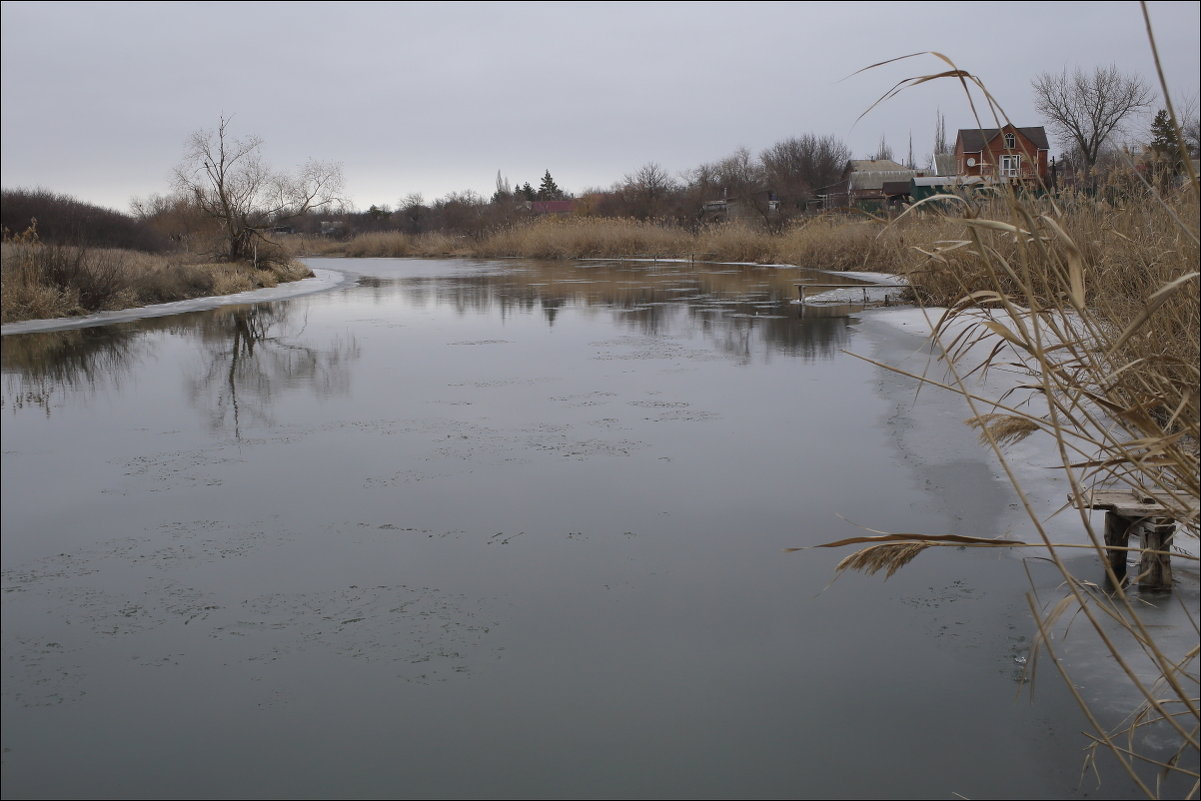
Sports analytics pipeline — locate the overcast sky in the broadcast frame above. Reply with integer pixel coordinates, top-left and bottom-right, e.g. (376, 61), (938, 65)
(2, 1), (1198, 212)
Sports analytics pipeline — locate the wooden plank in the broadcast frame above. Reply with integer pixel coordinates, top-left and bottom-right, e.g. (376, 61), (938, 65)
(1069, 489), (1174, 518)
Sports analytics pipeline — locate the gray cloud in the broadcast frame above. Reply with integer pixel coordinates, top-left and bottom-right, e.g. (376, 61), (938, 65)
(3, 0), (1197, 211)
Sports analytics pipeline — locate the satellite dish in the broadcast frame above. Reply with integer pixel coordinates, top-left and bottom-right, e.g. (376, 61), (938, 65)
(967, 157), (977, 167)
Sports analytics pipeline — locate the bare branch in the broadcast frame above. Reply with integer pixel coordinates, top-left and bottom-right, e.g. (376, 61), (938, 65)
(173, 116), (344, 262)
(1031, 65), (1155, 169)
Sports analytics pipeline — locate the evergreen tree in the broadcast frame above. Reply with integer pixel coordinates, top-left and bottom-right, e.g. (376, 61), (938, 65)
(519, 182), (536, 201)
(536, 170), (565, 200)
(1149, 109), (1179, 157)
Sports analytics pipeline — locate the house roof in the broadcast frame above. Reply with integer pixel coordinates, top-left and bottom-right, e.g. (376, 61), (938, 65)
(848, 169), (916, 191)
(956, 126), (1050, 152)
(845, 159), (908, 173)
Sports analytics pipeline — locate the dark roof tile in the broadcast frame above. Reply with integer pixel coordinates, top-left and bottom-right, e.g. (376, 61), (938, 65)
(957, 126), (1049, 152)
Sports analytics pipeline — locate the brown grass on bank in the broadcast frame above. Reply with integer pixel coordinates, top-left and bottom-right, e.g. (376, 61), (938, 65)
(475, 216), (693, 259)
(857, 179), (1200, 799)
(810, 41), (1199, 797)
(1, 240), (313, 324)
(312, 214), (969, 270)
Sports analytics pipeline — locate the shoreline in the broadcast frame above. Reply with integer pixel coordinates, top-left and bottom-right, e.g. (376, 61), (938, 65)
(0, 268), (353, 336)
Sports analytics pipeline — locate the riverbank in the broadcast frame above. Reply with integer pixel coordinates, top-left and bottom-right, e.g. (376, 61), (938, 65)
(0, 240), (315, 324)
(0, 267), (350, 336)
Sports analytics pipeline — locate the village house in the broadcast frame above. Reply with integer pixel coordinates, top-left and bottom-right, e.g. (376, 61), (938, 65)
(954, 125), (1049, 182)
(817, 159), (917, 210)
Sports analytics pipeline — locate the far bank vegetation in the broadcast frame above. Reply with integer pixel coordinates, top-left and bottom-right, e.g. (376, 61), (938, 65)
(2, 116), (340, 324)
(0, 189), (309, 324)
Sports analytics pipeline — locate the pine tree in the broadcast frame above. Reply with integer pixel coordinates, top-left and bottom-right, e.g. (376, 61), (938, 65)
(536, 170), (564, 200)
(1149, 109), (1179, 157)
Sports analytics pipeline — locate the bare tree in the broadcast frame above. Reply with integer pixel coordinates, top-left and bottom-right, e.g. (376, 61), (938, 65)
(398, 192), (427, 233)
(174, 116), (343, 263)
(760, 134), (850, 211)
(933, 108), (948, 156)
(873, 135), (893, 162)
(1031, 65), (1155, 169)
(712, 147), (764, 200)
(621, 162), (676, 219)
(1177, 93), (1200, 156)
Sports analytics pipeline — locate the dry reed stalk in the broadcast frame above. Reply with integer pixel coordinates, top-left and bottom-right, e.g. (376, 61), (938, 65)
(810, 21), (1199, 796)
(1, 239), (314, 323)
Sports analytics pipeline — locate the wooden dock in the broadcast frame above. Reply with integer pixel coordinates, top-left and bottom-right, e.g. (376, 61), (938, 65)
(1070, 489), (1197, 590)
(795, 283), (874, 303)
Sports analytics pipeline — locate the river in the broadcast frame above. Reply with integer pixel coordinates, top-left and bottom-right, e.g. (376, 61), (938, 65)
(2, 257), (1191, 798)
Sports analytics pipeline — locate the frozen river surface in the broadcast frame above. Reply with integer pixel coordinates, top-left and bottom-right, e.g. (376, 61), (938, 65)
(2, 257), (1192, 799)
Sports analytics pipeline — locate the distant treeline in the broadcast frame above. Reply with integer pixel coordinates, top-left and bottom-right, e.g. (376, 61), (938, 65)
(0, 132), (860, 252)
(1, 188), (171, 252)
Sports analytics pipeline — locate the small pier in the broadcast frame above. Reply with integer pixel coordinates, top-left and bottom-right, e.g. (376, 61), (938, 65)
(795, 283), (873, 303)
(1070, 489), (1197, 591)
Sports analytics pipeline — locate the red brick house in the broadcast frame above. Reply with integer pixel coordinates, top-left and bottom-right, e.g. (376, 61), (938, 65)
(954, 125), (1049, 182)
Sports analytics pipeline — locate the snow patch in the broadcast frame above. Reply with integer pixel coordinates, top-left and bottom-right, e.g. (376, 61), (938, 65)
(1, 268), (351, 336)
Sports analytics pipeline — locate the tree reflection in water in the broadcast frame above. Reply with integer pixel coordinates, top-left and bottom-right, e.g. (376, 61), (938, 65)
(187, 304), (359, 438)
(2, 326), (147, 417)
(2, 302), (359, 438)
(353, 261), (857, 364)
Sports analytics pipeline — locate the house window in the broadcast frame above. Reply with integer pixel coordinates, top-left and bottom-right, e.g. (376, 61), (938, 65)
(1000, 154), (1021, 177)
(1004, 132), (1016, 149)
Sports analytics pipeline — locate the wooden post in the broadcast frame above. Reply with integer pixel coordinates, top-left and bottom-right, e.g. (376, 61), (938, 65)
(1136, 518), (1175, 591)
(1103, 511), (1132, 584)
(1071, 489), (1195, 592)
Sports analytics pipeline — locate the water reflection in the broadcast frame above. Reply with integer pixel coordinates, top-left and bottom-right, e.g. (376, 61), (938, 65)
(350, 259), (863, 361)
(185, 305), (359, 438)
(2, 326), (147, 416)
(2, 303), (359, 436)
(3, 259), (855, 428)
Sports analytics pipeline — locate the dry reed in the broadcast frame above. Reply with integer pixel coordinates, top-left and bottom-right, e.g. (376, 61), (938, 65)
(808, 36), (1199, 797)
(1, 239), (314, 324)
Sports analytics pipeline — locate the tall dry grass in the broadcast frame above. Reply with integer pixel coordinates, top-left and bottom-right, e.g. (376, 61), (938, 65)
(318, 214), (984, 272)
(1, 239), (313, 324)
(472, 217), (692, 260)
(811, 40), (1199, 798)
